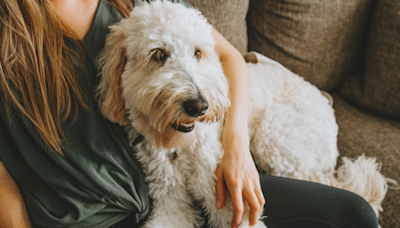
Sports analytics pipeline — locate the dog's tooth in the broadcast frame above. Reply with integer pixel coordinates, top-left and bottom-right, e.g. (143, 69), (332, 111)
(179, 122), (194, 128)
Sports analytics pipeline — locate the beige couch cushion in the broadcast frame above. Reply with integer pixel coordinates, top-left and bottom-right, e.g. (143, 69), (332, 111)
(186, 0), (249, 54)
(247, 0), (376, 91)
(333, 94), (400, 227)
(340, 0), (400, 119)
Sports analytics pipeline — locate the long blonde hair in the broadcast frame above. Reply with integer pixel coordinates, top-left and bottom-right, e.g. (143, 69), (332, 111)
(0, 0), (133, 154)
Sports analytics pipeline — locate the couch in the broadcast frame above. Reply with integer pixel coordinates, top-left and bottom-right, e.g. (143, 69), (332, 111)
(185, 0), (400, 227)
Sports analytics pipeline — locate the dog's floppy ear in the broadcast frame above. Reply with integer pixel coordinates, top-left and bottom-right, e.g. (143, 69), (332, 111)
(97, 24), (129, 125)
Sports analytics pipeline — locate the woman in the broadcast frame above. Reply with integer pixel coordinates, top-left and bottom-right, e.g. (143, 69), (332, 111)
(0, 0), (378, 227)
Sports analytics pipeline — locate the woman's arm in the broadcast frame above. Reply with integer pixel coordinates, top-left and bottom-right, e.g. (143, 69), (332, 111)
(0, 162), (32, 228)
(212, 28), (265, 228)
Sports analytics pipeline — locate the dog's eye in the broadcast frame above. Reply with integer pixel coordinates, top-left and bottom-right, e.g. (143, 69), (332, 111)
(152, 49), (167, 62)
(194, 50), (201, 61)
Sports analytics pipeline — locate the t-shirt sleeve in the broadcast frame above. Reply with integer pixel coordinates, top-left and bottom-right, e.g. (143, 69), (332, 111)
(0, 115), (7, 162)
(0, 104), (22, 163)
(0, 113), (14, 162)
(0, 114), (11, 162)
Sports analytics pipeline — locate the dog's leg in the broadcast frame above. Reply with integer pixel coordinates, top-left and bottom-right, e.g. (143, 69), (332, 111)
(134, 145), (203, 228)
(187, 159), (231, 228)
(186, 135), (267, 228)
(141, 189), (203, 228)
(188, 163), (267, 228)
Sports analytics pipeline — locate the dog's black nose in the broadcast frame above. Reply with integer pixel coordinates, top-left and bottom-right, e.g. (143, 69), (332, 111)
(183, 99), (208, 117)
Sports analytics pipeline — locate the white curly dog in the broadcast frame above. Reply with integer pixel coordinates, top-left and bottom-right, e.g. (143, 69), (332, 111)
(97, 1), (390, 227)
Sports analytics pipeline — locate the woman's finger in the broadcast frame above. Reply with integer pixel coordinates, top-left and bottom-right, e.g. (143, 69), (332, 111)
(254, 179), (265, 213)
(226, 180), (244, 228)
(243, 187), (261, 226)
(215, 165), (226, 209)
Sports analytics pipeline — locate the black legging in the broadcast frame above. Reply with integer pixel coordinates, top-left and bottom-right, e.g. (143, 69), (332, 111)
(111, 175), (378, 228)
(259, 175), (378, 228)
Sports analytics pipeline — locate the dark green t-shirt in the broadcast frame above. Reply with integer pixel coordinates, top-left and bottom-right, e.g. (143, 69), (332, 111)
(0, 0), (192, 227)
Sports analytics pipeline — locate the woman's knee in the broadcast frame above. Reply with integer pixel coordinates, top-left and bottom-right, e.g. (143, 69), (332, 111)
(259, 175), (379, 228)
(335, 190), (379, 228)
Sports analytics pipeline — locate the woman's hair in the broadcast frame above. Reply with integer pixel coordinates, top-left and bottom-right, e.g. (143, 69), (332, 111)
(0, 0), (133, 154)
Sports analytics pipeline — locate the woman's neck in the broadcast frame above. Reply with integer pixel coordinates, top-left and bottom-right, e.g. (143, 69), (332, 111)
(50, 0), (100, 40)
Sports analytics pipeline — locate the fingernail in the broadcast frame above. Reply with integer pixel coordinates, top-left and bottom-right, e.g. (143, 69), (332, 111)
(217, 200), (221, 208)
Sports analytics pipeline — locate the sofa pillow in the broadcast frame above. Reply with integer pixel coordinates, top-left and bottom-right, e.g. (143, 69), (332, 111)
(247, 0), (376, 91)
(340, 0), (400, 119)
(186, 0), (249, 54)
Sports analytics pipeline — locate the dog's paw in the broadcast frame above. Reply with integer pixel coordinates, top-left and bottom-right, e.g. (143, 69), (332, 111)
(237, 220), (267, 228)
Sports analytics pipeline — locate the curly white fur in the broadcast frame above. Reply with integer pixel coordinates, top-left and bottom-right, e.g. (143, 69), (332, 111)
(97, 1), (391, 227)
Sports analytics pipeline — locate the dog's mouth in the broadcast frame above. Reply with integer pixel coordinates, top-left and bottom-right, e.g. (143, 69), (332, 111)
(171, 122), (195, 133)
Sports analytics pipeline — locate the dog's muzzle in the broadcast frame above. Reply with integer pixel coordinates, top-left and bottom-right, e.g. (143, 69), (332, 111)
(183, 99), (208, 117)
(170, 99), (208, 133)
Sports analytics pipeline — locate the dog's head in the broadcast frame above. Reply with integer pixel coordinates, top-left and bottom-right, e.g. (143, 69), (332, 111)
(97, 1), (230, 149)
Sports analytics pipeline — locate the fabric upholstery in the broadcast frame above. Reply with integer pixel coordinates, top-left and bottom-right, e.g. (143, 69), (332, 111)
(186, 0), (249, 54)
(340, 0), (400, 119)
(333, 94), (400, 227)
(247, 0), (376, 91)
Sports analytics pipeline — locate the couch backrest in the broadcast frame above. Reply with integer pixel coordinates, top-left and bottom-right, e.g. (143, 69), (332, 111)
(186, 0), (249, 54)
(247, 0), (377, 92)
(340, 0), (400, 119)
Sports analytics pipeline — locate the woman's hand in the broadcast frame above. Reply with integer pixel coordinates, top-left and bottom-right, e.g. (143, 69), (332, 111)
(215, 119), (265, 228)
(211, 27), (265, 228)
